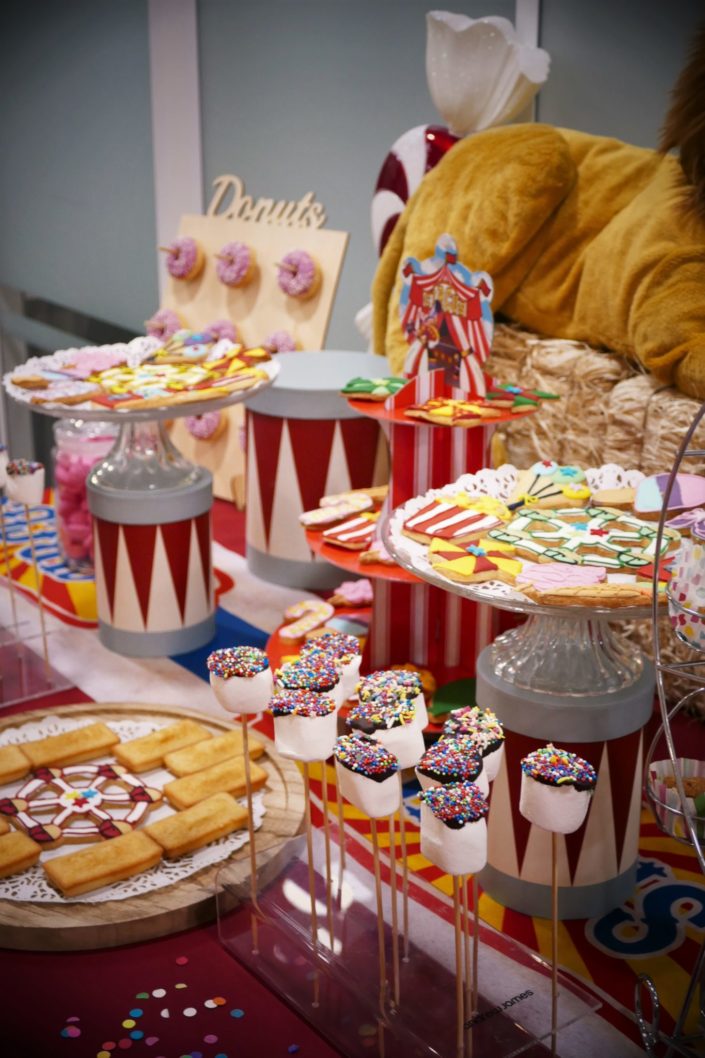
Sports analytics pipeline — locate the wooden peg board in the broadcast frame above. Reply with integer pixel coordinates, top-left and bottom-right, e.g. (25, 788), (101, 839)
(163, 211), (349, 500)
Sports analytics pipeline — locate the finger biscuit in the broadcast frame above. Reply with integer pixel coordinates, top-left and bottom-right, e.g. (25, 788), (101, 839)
(164, 758), (268, 810)
(114, 720), (212, 773)
(0, 817), (11, 836)
(164, 730), (265, 777)
(0, 744), (32, 783)
(43, 830), (163, 897)
(22, 722), (119, 769)
(146, 792), (248, 858)
(0, 831), (42, 878)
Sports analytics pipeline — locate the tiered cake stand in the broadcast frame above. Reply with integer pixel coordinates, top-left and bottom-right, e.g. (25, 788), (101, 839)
(386, 465), (655, 919)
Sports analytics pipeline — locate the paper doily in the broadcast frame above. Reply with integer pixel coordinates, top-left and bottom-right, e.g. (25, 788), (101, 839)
(0, 716), (266, 905)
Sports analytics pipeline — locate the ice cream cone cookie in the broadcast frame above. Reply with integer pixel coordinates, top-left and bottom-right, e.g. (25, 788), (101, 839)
(264, 330), (298, 354)
(268, 688), (337, 762)
(419, 782), (489, 876)
(357, 668), (427, 729)
(207, 646), (273, 715)
(334, 733), (401, 818)
(215, 241), (257, 287)
(5, 459), (45, 505)
(519, 744), (597, 834)
(429, 536), (522, 585)
(443, 706), (505, 782)
(161, 236), (204, 281)
(347, 692), (424, 770)
(145, 308), (183, 340)
(276, 250), (321, 300)
(300, 632), (362, 701)
(275, 657), (345, 708)
(416, 736), (488, 797)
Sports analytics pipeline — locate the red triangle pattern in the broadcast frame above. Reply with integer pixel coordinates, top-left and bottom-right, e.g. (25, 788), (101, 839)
(287, 418), (336, 515)
(504, 732), (534, 876)
(122, 523), (158, 628)
(194, 512), (212, 605)
(607, 729), (643, 871)
(95, 518), (120, 621)
(339, 418), (383, 490)
(160, 518), (193, 623)
(251, 412), (284, 548)
(559, 738), (605, 884)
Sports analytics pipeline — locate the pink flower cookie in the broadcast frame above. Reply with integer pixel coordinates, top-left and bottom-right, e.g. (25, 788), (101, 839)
(215, 241), (256, 287)
(329, 579), (374, 607)
(145, 308), (182, 340)
(516, 561), (607, 593)
(161, 237), (204, 281)
(276, 250), (322, 300)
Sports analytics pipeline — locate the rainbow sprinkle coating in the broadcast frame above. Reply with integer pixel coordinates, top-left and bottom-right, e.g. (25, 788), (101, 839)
(207, 646), (269, 679)
(521, 744), (597, 791)
(357, 669), (422, 703)
(334, 733), (398, 782)
(347, 695), (416, 732)
(268, 689), (336, 718)
(301, 632), (361, 664)
(419, 782), (489, 829)
(276, 659), (340, 694)
(417, 736), (483, 784)
(443, 706), (505, 755)
(6, 458), (43, 476)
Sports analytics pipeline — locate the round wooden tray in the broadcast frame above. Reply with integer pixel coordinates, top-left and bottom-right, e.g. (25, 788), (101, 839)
(0, 702), (304, 952)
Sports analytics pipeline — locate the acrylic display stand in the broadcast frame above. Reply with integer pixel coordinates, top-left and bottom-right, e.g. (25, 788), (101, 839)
(0, 623), (72, 708)
(217, 824), (600, 1058)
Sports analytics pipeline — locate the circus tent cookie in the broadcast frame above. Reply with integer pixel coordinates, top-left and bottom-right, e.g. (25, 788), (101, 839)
(269, 689), (338, 762)
(443, 706), (505, 782)
(276, 250), (321, 299)
(275, 657), (345, 709)
(161, 236), (204, 280)
(300, 631), (362, 700)
(208, 646), (273, 715)
(402, 494), (510, 544)
(357, 668), (428, 730)
(416, 736), (488, 797)
(419, 782), (489, 875)
(428, 536), (522, 585)
(519, 744), (597, 834)
(334, 733), (401, 818)
(346, 692), (424, 770)
(215, 241), (257, 287)
(322, 512), (379, 550)
(5, 459), (45, 505)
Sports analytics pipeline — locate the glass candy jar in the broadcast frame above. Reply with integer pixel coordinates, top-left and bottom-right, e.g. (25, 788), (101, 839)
(52, 419), (118, 573)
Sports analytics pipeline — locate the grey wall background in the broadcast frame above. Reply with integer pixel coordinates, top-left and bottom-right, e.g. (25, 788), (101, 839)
(0, 0), (703, 354)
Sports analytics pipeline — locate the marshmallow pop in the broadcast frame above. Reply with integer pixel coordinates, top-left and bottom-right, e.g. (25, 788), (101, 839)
(519, 744), (597, 834)
(443, 706), (505, 782)
(416, 735), (489, 797)
(357, 668), (428, 730)
(275, 657), (345, 708)
(300, 632), (362, 701)
(334, 733), (401, 818)
(5, 459), (45, 506)
(207, 646), (273, 715)
(347, 688), (425, 770)
(269, 688), (338, 763)
(419, 782), (489, 876)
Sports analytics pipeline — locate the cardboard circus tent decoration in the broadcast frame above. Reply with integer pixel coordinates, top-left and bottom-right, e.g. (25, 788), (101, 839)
(399, 234), (494, 394)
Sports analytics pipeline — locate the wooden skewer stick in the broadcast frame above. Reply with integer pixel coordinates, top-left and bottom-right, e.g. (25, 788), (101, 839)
(387, 813), (401, 1008)
(399, 808), (411, 961)
(275, 261), (298, 273)
(302, 763), (320, 1007)
(319, 761), (335, 947)
(370, 819), (388, 1014)
(241, 716), (260, 953)
(453, 876), (465, 1057)
(473, 874), (480, 1014)
(24, 504), (50, 680)
(551, 831), (559, 1056)
(157, 245), (173, 253)
(0, 500), (20, 633)
(462, 875), (472, 1010)
(335, 771), (347, 877)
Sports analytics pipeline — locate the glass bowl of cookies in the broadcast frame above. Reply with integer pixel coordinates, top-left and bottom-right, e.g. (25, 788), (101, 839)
(646, 756), (705, 845)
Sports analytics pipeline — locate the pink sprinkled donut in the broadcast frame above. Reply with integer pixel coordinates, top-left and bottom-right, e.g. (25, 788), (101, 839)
(185, 411), (226, 442)
(264, 330), (297, 354)
(161, 237), (204, 281)
(145, 308), (182, 340)
(276, 250), (321, 300)
(204, 319), (240, 344)
(215, 241), (256, 287)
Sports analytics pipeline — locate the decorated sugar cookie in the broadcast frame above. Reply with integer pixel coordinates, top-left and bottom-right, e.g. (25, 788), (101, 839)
(634, 473), (705, 517)
(508, 461), (590, 510)
(402, 494), (510, 544)
(322, 512), (379, 550)
(341, 376), (408, 401)
(428, 536), (522, 584)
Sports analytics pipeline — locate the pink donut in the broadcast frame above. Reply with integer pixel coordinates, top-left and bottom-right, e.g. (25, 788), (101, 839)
(215, 241), (256, 287)
(276, 250), (321, 299)
(204, 319), (240, 343)
(264, 330), (297, 354)
(162, 237), (204, 280)
(145, 308), (182, 339)
(185, 411), (225, 441)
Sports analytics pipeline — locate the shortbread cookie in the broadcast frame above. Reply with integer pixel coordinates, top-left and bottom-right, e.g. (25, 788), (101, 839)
(0, 831), (42, 878)
(164, 757), (268, 810)
(403, 494), (510, 544)
(322, 513), (379, 550)
(517, 583), (651, 608)
(21, 723), (119, 769)
(43, 830), (163, 897)
(146, 792), (248, 858)
(0, 744), (32, 784)
(428, 537), (521, 584)
(163, 730), (265, 777)
(0, 817), (10, 836)
(114, 720), (212, 773)
(664, 775), (705, 798)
